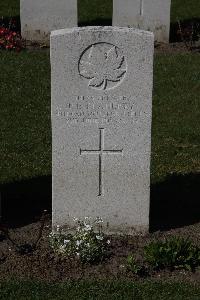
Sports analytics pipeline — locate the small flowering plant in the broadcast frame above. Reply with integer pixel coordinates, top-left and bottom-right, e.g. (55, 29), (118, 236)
(49, 217), (111, 264)
(0, 18), (23, 51)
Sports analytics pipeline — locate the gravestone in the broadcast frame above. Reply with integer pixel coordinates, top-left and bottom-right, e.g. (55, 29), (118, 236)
(20, 0), (77, 43)
(51, 26), (154, 235)
(113, 0), (171, 43)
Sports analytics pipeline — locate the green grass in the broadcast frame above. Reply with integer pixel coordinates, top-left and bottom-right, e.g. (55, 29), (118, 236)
(0, 50), (51, 183)
(0, 0), (19, 18)
(152, 53), (200, 182)
(0, 280), (200, 300)
(78, 0), (112, 25)
(171, 0), (200, 23)
(1, 0), (200, 24)
(1, 51), (200, 184)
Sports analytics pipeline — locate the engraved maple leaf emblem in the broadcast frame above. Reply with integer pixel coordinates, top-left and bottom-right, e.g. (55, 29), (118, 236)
(79, 44), (126, 90)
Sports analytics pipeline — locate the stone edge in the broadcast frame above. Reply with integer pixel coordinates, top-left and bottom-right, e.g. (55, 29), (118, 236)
(50, 26), (154, 39)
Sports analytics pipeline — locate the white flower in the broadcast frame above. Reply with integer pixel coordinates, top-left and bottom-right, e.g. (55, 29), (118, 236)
(96, 235), (103, 241)
(84, 224), (92, 231)
(59, 244), (66, 253)
(56, 225), (60, 232)
(96, 217), (103, 224)
(107, 240), (111, 245)
(76, 240), (82, 246)
(76, 252), (80, 256)
(63, 239), (70, 244)
(73, 217), (78, 222)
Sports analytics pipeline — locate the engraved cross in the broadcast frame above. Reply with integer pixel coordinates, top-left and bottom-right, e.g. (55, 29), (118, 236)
(80, 128), (123, 196)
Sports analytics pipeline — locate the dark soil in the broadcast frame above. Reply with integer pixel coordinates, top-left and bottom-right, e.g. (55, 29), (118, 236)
(23, 39), (200, 54)
(0, 217), (200, 283)
(155, 42), (200, 54)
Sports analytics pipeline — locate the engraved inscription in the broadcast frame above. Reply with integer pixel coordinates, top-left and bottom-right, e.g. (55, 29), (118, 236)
(79, 43), (127, 91)
(56, 95), (142, 124)
(80, 128), (123, 196)
(56, 102), (141, 124)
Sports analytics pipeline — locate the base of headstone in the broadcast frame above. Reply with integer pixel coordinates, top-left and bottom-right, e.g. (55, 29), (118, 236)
(52, 223), (149, 236)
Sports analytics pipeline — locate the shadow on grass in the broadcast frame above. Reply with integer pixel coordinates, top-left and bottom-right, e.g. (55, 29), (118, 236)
(79, 18), (112, 27)
(0, 176), (51, 228)
(170, 18), (200, 43)
(150, 173), (200, 232)
(0, 173), (200, 231)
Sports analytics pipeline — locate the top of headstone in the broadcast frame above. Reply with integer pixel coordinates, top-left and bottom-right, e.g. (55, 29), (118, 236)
(50, 26), (154, 38)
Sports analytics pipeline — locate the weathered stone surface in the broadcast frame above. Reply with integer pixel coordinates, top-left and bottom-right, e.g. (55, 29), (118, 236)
(20, 0), (77, 43)
(51, 27), (154, 235)
(113, 0), (171, 43)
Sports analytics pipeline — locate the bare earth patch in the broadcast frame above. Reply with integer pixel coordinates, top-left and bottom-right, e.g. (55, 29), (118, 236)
(23, 40), (200, 54)
(0, 218), (200, 283)
(155, 42), (200, 54)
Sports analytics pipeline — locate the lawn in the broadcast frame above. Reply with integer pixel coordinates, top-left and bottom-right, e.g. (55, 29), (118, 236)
(1, 280), (200, 300)
(0, 0), (19, 18)
(0, 51), (51, 183)
(171, 0), (200, 23)
(152, 54), (200, 182)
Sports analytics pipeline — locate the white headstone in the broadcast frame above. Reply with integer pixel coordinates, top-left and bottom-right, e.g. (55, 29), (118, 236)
(113, 0), (171, 43)
(20, 0), (77, 43)
(51, 27), (154, 235)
